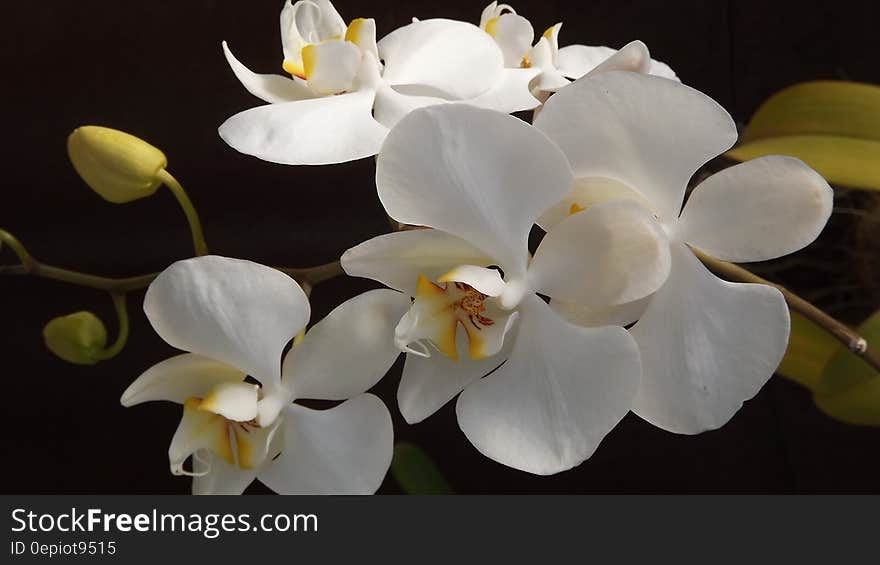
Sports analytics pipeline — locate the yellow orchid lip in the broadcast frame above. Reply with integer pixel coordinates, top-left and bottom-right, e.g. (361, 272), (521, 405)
(404, 274), (498, 361)
(282, 58), (306, 79)
(484, 16), (500, 37)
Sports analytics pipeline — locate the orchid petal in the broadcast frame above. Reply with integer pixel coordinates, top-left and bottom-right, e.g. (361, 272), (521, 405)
(192, 452), (258, 495)
(168, 398), (234, 476)
(121, 353), (244, 407)
(344, 17), (378, 62)
(199, 381), (259, 422)
(219, 89), (387, 165)
(537, 176), (655, 231)
(280, 0), (346, 65)
(143, 256), (309, 385)
(342, 229), (495, 297)
(535, 71), (737, 221)
(530, 200), (671, 307)
(301, 38), (362, 95)
(373, 85), (447, 130)
(456, 295), (641, 475)
(258, 395), (393, 494)
(437, 265), (507, 297)
(582, 40), (650, 77)
(222, 41), (315, 104)
(398, 329), (512, 424)
(556, 44), (616, 78)
(631, 243), (789, 434)
(283, 290), (410, 400)
(376, 104), (574, 279)
(378, 19), (503, 100)
(551, 296), (650, 328)
(677, 156), (833, 262)
(464, 68), (542, 113)
(485, 12), (534, 67)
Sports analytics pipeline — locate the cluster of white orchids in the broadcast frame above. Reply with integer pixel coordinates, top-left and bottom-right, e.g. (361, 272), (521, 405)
(121, 0), (833, 494)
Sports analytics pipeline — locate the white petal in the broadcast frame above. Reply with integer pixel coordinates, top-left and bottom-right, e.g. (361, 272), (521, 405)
(342, 229), (496, 297)
(373, 85), (447, 130)
(677, 156), (833, 262)
(378, 18), (503, 100)
(534, 71), (737, 222)
(631, 243), (790, 434)
(556, 44), (616, 78)
(168, 398), (234, 476)
(398, 329), (511, 424)
(437, 265), (506, 297)
(536, 175), (655, 231)
(222, 42), (315, 104)
(219, 89), (387, 165)
(121, 353), (244, 407)
(485, 13), (534, 67)
(551, 296), (650, 328)
(281, 0), (346, 62)
(456, 295), (641, 475)
(376, 104), (574, 279)
(479, 1), (500, 28)
(648, 58), (679, 81)
(582, 40), (651, 77)
(192, 451), (258, 495)
(344, 17), (378, 62)
(283, 290), (410, 400)
(199, 382), (259, 422)
(557, 42), (680, 82)
(530, 68), (571, 95)
(529, 200), (671, 307)
(301, 38), (362, 95)
(463, 67), (542, 113)
(143, 256), (310, 384)
(258, 395), (393, 494)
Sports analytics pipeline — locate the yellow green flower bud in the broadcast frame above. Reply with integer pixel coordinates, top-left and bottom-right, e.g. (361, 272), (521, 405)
(67, 126), (167, 204)
(43, 311), (108, 365)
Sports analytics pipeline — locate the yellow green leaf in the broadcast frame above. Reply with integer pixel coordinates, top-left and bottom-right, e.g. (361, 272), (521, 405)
(813, 310), (880, 426)
(776, 311), (841, 391)
(726, 81), (880, 191)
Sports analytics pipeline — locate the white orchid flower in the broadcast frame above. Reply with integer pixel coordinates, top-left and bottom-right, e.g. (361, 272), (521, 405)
(534, 71), (834, 434)
(121, 255), (404, 494)
(479, 1), (678, 96)
(220, 0), (536, 166)
(341, 103), (676, 475)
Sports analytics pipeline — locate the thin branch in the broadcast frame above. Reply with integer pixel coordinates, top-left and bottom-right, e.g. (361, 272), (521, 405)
(691, 246), (880, 373)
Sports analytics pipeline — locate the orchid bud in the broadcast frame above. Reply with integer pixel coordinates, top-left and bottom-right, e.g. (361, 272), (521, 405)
(67, 126), (167, 204)
(43, 311), (108, 365)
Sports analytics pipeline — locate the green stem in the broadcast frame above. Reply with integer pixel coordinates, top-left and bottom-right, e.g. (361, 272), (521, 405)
(0, 229), (35, 269)
(277, 261), (344, 296)
(96, 292), (129, 360)
(157, 169), (209, 256)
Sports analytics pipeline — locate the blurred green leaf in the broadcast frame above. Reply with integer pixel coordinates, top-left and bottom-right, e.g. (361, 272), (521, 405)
(390, 442), (453, 495)
(727, 81), (880, 191)
(777, 311), (841, 390)
(813, 310), (880, 426)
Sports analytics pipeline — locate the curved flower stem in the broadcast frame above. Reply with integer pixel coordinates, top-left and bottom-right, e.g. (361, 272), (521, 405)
(156, 169), (209, 257)
(96, 292), (130, 361)
(0, 229), (35, 269)
(0, 231), (344, 294)
(691, 246), (880, 373)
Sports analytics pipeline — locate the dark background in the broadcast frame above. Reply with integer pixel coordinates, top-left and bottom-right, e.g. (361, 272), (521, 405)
(3, 0), (879, 493)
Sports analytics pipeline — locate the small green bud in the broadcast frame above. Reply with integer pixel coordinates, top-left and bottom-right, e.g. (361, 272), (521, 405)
(67, 126), (167, 204)
(43, 311), (108, 365)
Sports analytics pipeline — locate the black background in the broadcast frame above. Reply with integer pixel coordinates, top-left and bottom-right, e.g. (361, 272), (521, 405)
(3, 0), (879, 494)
